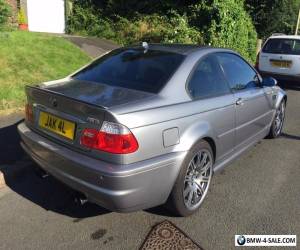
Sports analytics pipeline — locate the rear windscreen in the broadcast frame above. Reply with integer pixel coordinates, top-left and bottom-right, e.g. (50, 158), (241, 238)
(262, 38), (300, 55)
(72, 48), (185, 93)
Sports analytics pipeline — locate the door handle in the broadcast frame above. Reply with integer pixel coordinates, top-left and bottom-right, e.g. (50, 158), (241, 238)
(236, 98), (244, 106)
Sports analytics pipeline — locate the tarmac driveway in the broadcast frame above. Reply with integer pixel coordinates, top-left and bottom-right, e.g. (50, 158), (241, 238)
(0, 85), (299, 250)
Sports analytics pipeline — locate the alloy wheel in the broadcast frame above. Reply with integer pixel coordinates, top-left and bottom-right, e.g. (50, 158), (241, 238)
(274, 101), (285, 136)
(183, 149), (213, 210)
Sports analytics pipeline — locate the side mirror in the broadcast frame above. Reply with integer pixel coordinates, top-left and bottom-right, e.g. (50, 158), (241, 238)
(262, 77), (277, 87)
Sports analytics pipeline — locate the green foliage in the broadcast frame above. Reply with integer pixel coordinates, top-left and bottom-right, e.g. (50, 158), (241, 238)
(0, 0), (11, 29)
(67, 5), (203, 45)
(18, 8), (27, 24)
(67, 0), (257, 62)
(68, 0), (192, 18)
(113, 13), (202, 44)
(66, 4), (114, 38)
(245, 0), (300, 39)
(188, 0), (257, 62)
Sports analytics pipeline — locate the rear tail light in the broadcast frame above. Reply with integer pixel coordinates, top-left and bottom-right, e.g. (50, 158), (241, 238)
(80, 121), (139, 154)
(255, 52), (260, 70)
(25, 103), (34, 123)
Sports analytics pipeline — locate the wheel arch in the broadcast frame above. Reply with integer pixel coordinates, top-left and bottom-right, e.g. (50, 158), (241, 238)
(283, 94), (287, 103)
(275, 88), (287, 109)
(174, 120), (218, 159)
(202, 137), (216, 162)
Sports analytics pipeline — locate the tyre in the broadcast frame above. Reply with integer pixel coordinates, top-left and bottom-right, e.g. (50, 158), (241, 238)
(168, 140), (214, 217)
(268, 100), (286, 139)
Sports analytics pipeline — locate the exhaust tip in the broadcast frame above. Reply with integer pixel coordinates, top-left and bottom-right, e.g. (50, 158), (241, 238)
(74, 192), (88, 206)
(34, 167), (49, 179)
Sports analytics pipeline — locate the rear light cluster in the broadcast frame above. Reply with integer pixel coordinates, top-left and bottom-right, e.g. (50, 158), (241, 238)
(80, 121), (139, 154)
(25, 103), (34, 123)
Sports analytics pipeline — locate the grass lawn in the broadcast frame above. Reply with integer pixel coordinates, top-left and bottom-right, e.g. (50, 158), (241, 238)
(0, 31), (91, 110)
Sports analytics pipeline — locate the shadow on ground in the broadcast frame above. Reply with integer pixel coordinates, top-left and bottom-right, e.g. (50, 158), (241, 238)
(0, 117), (110, 219)
(145, 205), (176, 217)
(6, 168), (110, 218)
(281, 133), (300, 141)
(0, 120), (25, 165)
(278, 80), (300, 91)
(0, 116), (171, 218)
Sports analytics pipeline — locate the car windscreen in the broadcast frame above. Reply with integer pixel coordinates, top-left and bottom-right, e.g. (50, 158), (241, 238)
(262, 38), (300, 55)
(72, 48), (185, 93)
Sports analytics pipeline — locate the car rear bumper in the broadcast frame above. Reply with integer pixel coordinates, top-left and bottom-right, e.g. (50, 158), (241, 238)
(18, 122), (186, 212)
(259, 71), (300, 82)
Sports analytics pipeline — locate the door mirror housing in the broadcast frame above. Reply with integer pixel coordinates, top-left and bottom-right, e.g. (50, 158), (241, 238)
(262, 77), (277, 87)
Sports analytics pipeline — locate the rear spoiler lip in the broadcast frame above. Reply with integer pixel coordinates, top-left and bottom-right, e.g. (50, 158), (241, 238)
(25, 85), (109, 110)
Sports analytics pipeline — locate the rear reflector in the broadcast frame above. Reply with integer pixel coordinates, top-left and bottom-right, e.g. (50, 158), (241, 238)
(25, 103), (34, 123)
(80, 128), (98, 148)
(80, 122), (138, 154)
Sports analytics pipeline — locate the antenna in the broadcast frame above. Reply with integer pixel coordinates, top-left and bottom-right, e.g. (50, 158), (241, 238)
(142, 42), (149, 51)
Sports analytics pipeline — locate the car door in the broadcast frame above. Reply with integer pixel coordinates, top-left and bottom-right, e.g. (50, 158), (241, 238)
(216, 53), (273, 148)
(187, 53), (236, 161)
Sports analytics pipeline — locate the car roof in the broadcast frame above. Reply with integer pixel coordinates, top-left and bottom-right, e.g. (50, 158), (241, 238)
(126, 43), (212, 55)
(269, 34), (300, 40)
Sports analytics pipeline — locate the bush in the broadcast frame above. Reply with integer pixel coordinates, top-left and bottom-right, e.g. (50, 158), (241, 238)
(0, 0), (11, 29)
(18, 8), (27, 24)
(66, 4), (115, 38)
(113, 12), (202, 45)
(67, 6), (203, 45)
(67, 0), (257, 62)
(189, 0), (257, 62)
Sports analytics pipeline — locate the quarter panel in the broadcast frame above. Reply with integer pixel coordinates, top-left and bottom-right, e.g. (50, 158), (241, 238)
(174, 99), (236, 162)
(119, 94), (236, 164)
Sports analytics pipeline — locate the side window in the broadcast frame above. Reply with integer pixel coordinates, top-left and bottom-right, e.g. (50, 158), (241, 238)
(187, 54), (230, 99)
(216, 53), (259, 91)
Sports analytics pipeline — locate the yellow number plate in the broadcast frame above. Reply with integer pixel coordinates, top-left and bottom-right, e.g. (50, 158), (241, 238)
(271, 60), (292, 68)
(39, 111), (75, 140)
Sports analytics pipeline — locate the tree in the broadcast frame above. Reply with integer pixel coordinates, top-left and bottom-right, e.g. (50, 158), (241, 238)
(246, 0), (300, 39)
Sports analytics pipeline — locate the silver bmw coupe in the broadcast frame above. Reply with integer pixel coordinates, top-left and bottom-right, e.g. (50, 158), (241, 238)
(18, 43), (286, 216)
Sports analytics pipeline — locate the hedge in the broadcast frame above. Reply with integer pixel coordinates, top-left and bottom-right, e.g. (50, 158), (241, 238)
(67, 0), (257, 62)
(0, 0), (11, 29)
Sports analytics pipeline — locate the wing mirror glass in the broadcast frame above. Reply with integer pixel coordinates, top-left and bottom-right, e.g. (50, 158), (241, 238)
(262, 77), (277, 87)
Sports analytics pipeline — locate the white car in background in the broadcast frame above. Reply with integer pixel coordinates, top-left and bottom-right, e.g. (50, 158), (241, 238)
(257, 34), (300, 82)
